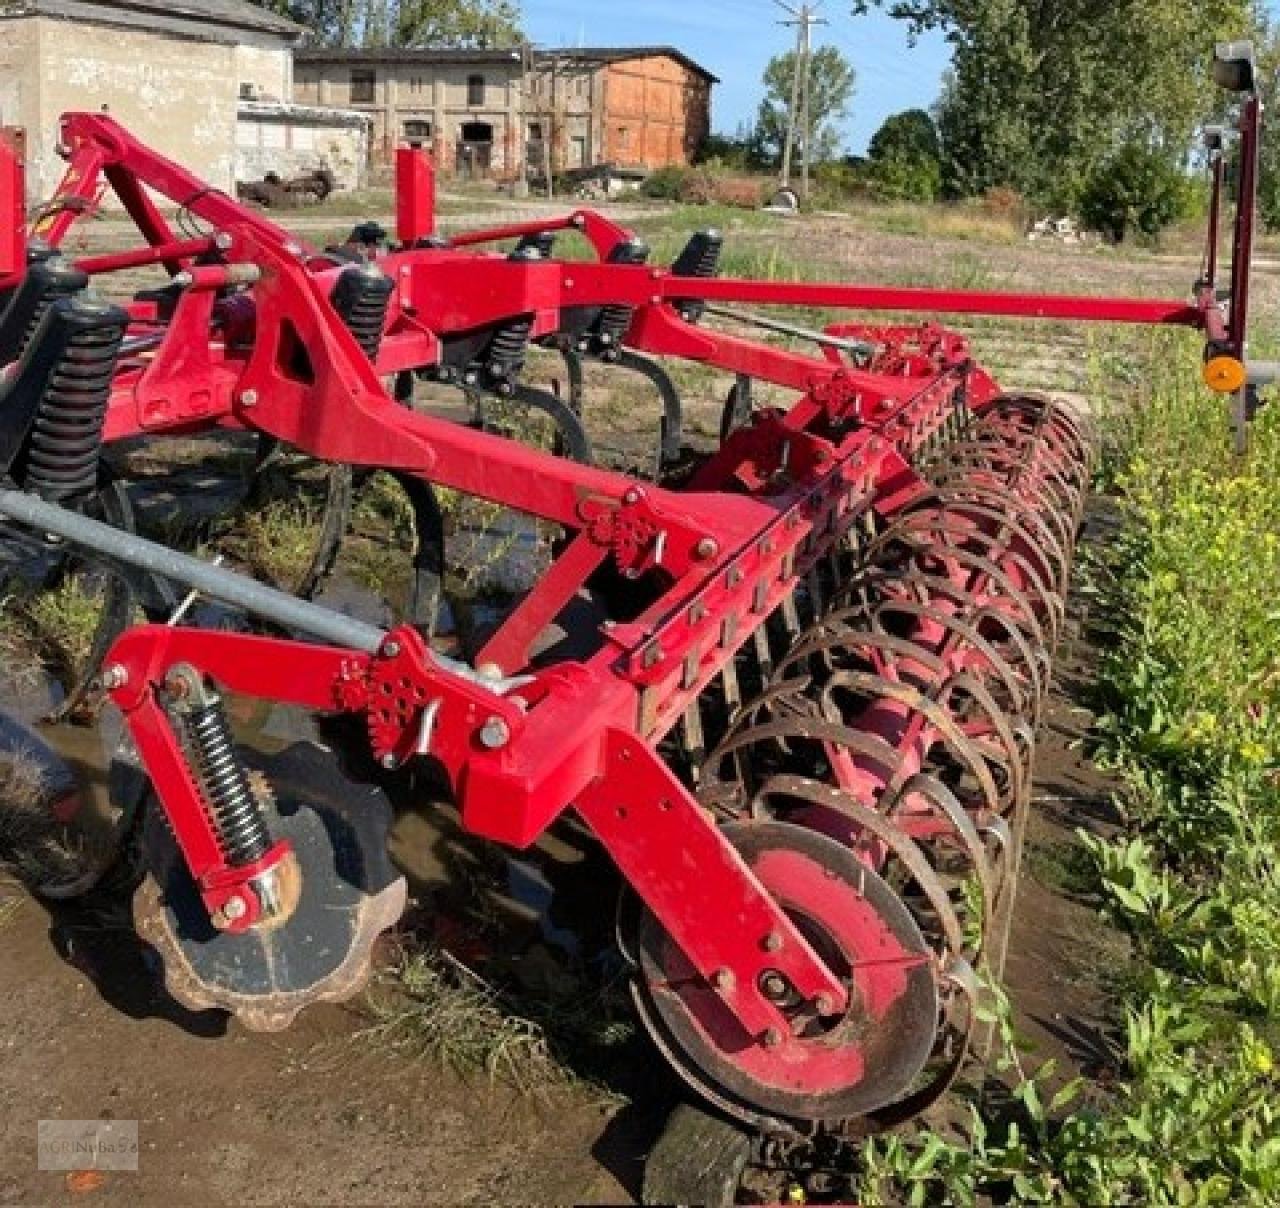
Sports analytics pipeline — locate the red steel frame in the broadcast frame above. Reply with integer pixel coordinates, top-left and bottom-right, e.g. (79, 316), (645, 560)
(0, 106), (1255, 1049)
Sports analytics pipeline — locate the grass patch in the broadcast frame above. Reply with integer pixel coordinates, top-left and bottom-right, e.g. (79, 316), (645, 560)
(216, 498), (326, 590)
(853, 200), (1025, 246)
(359, 944), (628, 1105)
(0, 573), (104, 687)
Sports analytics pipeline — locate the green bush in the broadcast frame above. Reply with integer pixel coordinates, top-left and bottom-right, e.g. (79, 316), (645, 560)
(1080, 144), (1187, 243)
(640, 166), (691, 201)
(869, 154), (942, 202)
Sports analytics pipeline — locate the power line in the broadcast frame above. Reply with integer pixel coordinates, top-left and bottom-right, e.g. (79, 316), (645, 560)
(773, 0), (828, 197)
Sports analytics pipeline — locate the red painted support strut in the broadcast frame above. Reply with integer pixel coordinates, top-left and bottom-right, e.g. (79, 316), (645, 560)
(0, 127), (23, 287)
(395, 145), (436, 246)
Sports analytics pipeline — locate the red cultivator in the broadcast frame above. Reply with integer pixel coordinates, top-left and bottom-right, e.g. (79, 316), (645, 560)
(0, 43), (1266, 1143)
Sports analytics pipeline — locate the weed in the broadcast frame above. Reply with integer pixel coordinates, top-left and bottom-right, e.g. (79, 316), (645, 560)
(360, 945), (581, 1098)
(10, 574), (104, 682)
(216, 498), (326, 590)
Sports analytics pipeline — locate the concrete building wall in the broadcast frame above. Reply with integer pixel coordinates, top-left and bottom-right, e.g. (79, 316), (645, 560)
(234, 43), (292, 102)
(236, 104), (369, 191)
(0, 20), (40, 149)
(19, 16), (242, 201)
(294, 58), (524, 180)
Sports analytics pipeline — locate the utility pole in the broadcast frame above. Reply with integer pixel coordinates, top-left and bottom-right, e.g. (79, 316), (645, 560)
(773, 1), (827, 199)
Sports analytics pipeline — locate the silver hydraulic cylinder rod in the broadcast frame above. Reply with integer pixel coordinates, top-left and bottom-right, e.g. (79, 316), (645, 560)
(0, 487), (387, 654)
(702, 303), (880, 360)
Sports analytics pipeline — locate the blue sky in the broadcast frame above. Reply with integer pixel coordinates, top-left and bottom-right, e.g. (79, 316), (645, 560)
(524, 0), (952, 155)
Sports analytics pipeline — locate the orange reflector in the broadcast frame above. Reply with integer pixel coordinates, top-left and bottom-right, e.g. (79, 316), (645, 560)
(1204, 355), (1248, 394)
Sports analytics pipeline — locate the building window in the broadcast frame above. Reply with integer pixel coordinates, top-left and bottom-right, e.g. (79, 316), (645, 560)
(528, 121), (543, 141)
(351, 69), (375, 104)
(403, 119), (432, 142)
(467, 74), (485, 106)
(410, 76), (427, 94)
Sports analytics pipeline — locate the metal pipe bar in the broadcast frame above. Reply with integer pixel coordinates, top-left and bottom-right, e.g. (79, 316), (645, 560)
(76, 236), (215, 276)
(702, 303), (880, 357)
(448, 215), (577, 248)
(0, 489), (387, 654)
(658, 276), (1204, 327)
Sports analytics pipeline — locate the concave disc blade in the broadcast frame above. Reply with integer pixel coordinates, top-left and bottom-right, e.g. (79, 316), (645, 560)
(135, 742), (406, 1032)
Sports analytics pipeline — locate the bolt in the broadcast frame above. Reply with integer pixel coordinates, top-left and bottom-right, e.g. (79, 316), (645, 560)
(382, 640), (400, 657)
(380, 753), (400, 771)
(100, 664), (128, 690)
(623, 488), (640, 505)
(479, 716), (510, 750)
(711, 968), (734, 991)
(476, 662), (504, 681)
(564, 277), (575, 289)
(694, 537), (719, 561)
(239, 389), (258, 408)
(814, 993), (836, 1016)
(283, 241), (304, 258)
(214, 230), (234, 251)
(762, 1027), (783, 1049)
(163, 673), (190, 701)
(760, 972), (789, 1001)
(213, 894), (248, 930)
(172, 271), (194, 289)
(761, 930), (783, 953)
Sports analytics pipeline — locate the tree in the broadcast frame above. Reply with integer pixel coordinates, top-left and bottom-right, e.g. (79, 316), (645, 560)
(251, 0), (522, 48)
(867, 108), (942, 200)
(1080, 144), (1186, 243)
(755, 46), (856, 168)
(868, 108), (939, 164)
(852, 0), (1251, 207)
(389, 0), (521, 47)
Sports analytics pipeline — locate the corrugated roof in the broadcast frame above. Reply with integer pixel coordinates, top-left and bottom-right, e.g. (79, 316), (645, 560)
(0, 0), (304, 38)
(294, 46), (523, 64)
(535, 46), (718, 83)
(294, 44), (719, 83)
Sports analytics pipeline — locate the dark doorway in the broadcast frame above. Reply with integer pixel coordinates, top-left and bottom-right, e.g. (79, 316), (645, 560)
(456, 121), (495, 179)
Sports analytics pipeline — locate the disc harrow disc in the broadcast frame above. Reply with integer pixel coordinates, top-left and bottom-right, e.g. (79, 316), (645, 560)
(134, 742), (406, 1032)
(632, 821), (938, 1133)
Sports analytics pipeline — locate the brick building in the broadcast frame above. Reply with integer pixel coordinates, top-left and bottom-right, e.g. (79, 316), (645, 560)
(528, 47), (717, 175)
(292, 47), (526, 181)
(291, 44), (717, 183)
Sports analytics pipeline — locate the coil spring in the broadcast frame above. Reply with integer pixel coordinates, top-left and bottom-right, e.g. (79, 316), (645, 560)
(485, 317), (533, 380)
(330, 267), (394, 362)
(0, 258), (88, 366)
(596, 239), (651, 350)
(23, 316), (126, 503)
(187, 701), (271, 866)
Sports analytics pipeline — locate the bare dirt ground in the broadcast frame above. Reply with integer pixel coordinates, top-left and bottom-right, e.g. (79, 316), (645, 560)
(0, 200), (1197, 1203)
